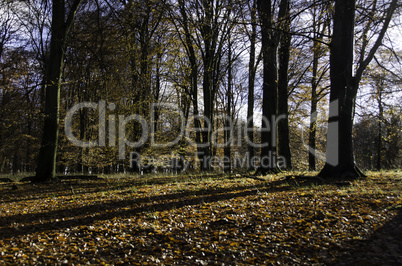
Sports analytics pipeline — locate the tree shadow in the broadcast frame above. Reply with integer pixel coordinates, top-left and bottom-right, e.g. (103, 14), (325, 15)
(325, 208), (402, 265)
(0, 173), (232, 204)
(0, 176), (313, 239)
(1, 174), (400, 264)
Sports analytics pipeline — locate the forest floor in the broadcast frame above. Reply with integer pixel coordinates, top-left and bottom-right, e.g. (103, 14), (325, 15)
(0, 170), (401, 265)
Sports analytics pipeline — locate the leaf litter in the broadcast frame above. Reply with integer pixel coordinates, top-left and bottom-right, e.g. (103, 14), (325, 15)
(0, 171), (401, 265)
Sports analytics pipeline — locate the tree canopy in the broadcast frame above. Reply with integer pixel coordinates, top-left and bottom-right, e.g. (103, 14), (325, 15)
(0, 0), (401, 179)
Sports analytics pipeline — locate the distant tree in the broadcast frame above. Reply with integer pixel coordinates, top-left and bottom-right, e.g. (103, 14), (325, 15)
(354, 109), (401, 170)
(0, 47), (41, 174)
(354, 48), (402, 170)
(0, 1), (19, 60)
(60, 2), (123, 174)
(0, 1), (42, 174)
(308, 0), (331, 171)
(242, 0), (261, 170)
(170, 0), (240, 171)
(382, 108), (401, 169)
(353, 117), (377, 170)
(169, 0), (204, 169)
(223, 35), (233, 173)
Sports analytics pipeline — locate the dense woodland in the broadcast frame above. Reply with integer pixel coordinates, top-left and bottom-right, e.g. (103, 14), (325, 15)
(0, 0), (401, 180)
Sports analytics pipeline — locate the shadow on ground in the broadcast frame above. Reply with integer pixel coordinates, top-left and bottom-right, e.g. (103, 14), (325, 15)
(0, 174), (329, 239)
(1, 173), (400, 264)
(328, 208), (402, 265)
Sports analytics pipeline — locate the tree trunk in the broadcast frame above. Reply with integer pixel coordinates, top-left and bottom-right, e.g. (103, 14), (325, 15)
(309, 14), (319, 171)
(200, 2), (219, 171)
(277, 0), (292, 170)
(224, 38), (232, 173)
(247, 0), (257, 170)
(318, 0), (363, 178)
(318, 0), (397, 178)
(25, 95), (33, 172)
(35, 0), (82, 182)
(308, 0), (331, 171)
(257, 0), (278, 174)
(376, 84), (383, 170)
(308, 85), (317, 171)
(256, 0), (289, 174)
(202, 57), (213, 170)
(177, 0), (204, 170)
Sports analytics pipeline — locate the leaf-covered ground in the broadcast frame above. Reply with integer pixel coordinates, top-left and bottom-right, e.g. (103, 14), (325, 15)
(0, 171), (401, 265)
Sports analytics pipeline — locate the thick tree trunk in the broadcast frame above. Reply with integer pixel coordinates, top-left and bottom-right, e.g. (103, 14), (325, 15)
(257, 0), (278, 174)
(319, 0), (397, 178)
(200, 2), (221, 171)
(35, 1), (66, 181)
(318, 0), (363, 179)
(35, 0), (82, 182)
(277, 0), (292, 170)
(202, 66), (213, 171)
(256, 0), (289, 174)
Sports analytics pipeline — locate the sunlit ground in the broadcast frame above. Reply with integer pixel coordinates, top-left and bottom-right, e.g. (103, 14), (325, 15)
(0, 170), (401, 265)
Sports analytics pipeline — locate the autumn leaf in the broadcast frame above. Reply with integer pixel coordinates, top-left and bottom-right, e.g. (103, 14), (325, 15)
(0, 172), (401, 265)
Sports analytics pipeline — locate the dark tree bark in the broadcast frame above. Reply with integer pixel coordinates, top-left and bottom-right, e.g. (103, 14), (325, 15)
(224, 36), (232, 173)
(199, 0), (217, 170)
(308, 1), (331, 171)
(246, 0), (258, 170)
(257, 0), (277, 174)
(308, 84), (318, 171)
(309, 3), (325, 171)
(35, 0), (82, 182)
(256, 0), (289, 174)
(25, 91), (33, 172)
(277, 0), (292, 170)
(318, 0), (361, 178)
(318, 0), (398, 178)
(376, 80), (384, 170)
(309, 14), (319, 171)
